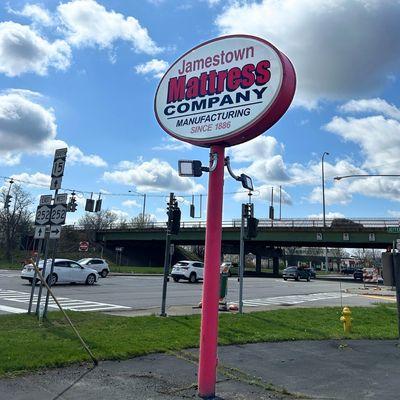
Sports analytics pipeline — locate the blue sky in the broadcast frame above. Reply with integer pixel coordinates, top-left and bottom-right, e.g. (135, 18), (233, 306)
(1, 0), (400, 224)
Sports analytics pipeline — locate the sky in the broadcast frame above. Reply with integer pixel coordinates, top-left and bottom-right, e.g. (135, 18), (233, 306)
(1, 0), (400, 225)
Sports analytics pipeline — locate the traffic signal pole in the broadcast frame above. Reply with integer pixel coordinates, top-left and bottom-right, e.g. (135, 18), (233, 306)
(198, 145), (225, 398)
(160, 192), (174, 317)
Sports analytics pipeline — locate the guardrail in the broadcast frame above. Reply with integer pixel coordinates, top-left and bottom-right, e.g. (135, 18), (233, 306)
(77, 218), (400, 231)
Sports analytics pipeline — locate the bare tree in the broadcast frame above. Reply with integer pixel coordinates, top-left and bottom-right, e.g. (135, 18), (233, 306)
(352, 248), (375, 267)
(78, 210), (119, 242)
(130, 214), (155, 228)
(0, 184), (33, 261)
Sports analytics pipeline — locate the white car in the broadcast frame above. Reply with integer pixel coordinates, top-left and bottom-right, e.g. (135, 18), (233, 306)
(78, 258), (110, 278)
(21, 259), (99, 286)
(171, 260), (204, 283)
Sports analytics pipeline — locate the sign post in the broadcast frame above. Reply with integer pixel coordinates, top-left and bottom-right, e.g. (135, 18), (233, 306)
(154, 34), (296, 398)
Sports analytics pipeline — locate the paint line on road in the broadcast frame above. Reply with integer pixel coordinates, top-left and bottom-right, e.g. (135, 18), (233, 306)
(0, 288), (131, 314)
(0, 304), (26, 314)
(363, 295), (396, 302)
(230, 292), (356, 308)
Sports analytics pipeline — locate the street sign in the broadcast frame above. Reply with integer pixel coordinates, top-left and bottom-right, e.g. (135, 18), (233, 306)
(49, 226), (61, 239)
(34, 226), (46, 239)
(55, 148), (68, 158)
(35, 205), (52, 225)
(52, 157), (66, 178)
(115, 247), (124, 252)
(396, 239), (400, 251)
(54, 193), (68, 205)
(50, 204), (67, 225)
(39, 195), (52, 205)
(155, 35), (296, 147)
(50, 176), (62, 190)
(388, 227), (400, 233)
(79, 241), (89, 252)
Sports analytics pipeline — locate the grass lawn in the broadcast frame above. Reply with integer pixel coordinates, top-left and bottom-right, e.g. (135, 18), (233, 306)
(0, 304), (397, 377)
(0, 260), (21, 270)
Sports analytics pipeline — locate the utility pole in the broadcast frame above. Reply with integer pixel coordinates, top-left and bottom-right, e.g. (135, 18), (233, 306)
(279, 185), (282, 220)
(322, 151), (329, 271)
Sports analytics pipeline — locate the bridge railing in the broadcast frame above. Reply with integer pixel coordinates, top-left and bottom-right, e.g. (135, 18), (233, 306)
(81, 218), (400, 231)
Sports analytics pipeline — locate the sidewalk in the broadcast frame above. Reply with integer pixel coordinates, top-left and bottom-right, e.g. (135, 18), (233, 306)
(1, 340), (399, 399)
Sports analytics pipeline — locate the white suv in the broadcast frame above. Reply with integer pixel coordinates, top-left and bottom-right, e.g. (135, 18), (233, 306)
(171, 261), (204, 283)
(78, 258), (110, 278)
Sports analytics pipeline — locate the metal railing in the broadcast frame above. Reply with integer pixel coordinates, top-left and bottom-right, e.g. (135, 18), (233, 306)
(75, 218), (400, 232)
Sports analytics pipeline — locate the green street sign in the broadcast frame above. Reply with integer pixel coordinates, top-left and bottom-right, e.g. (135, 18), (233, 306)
(387, 227), (400, 233)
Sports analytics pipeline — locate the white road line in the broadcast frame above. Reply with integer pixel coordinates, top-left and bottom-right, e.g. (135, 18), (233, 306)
(230, 292), (356, 307)
(0, 304), (26, 313)
(0, 288), (130, 313)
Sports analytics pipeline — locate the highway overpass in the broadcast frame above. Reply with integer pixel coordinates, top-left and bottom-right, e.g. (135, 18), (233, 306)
(95, 218), (400, 271)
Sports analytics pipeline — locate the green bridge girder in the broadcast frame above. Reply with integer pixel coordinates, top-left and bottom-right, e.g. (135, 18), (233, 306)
(97, 226), (400, 249)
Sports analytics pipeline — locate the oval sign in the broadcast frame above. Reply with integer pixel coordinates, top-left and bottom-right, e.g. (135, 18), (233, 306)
(154, 34), (296, 147)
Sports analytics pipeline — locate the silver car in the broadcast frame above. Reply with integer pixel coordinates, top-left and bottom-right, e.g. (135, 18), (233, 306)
(77, 258), (110, 278)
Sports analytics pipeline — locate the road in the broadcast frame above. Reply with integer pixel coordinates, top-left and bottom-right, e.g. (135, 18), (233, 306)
(0, 270), (391, 315)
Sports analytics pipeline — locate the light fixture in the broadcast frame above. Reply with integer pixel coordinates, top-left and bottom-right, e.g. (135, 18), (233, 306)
(240, 174), (254, 191)
(178, 160), (203, 177)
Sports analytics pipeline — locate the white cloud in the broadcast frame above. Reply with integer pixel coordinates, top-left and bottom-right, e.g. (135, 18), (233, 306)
(325, 115), (400, 174)
(230, 135), (281, 163)
(0, 89), (56, 152)
(122, 199), (141, 208)
(0, 22), (71, 77)
(152, 137), (193, 151)
(135, 58), (169, 79)
(388, 210), (400, 218)
(38, 139), (107, 167)
(216, 0), (400, 107)
(58, 0), (161, 54)
(11, 172), (51, 188)
(340, 98), (400, 121)
(0, 152), (21, 166)
(103, 158), (204, 193)
(309, 186), (352, 206)
(307, 211), (345, 219)
(0, 89), (106, 167)
(8, 4), (54, 26)
(110, 208), (130, 221)
(233, 184), (292, 206)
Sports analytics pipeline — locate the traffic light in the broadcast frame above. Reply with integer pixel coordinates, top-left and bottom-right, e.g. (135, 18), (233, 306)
(68, 196), (78, 212)
(3, 194), (12, 210)
(95, 199), (102, 212)
(190, 204), (195, 218)
(170, 207), (181, 235)
(269, 205), (274, 220)
(246, 216), (259, 238)
(85, 199), (95, 212)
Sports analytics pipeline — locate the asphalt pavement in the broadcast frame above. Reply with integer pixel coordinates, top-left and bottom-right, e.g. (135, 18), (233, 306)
(1, 340), (399, 399)
(0, 270), (393, 316)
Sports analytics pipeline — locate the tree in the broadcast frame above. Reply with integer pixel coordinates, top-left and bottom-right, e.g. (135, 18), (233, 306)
(352, 248), (376, 267)
(0, 184), (33, 261)
(78, 210), (119, 242)
(129, 214), (155, 228)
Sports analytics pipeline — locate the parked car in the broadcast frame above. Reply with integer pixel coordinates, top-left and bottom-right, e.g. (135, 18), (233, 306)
(21, 259), (99, 285)
(341, 267), (356, 275)
(353, 268), (364, 281)
(282, 266), (311, 281)
(306, 267), (316, 279)
(78, 258), (110, 278)
(171, 261), (204, 283)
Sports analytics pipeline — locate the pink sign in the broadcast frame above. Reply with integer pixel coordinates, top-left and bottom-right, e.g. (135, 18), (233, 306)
(154, 34), (296, 147)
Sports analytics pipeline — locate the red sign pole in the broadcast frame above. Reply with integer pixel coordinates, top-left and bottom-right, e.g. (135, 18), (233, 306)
(198, 144), (225, 398)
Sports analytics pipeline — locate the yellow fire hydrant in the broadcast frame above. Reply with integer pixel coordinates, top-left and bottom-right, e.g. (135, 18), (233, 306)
(340, 307), (352, 333)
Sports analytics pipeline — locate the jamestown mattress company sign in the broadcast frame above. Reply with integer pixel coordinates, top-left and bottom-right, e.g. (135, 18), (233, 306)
(154, 34), (296, 147)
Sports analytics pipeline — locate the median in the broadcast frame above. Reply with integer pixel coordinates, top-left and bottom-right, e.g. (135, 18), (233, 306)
(0, 304), (397, 377)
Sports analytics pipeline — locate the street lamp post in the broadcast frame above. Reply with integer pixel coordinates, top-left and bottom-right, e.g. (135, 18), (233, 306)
(322, 152), (329, 271)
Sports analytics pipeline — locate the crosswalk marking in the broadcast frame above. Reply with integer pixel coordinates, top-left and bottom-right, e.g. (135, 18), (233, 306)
(230, 292), (356, 308)
(0, 288), (130, 314)
(0, 305), (26, 313)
